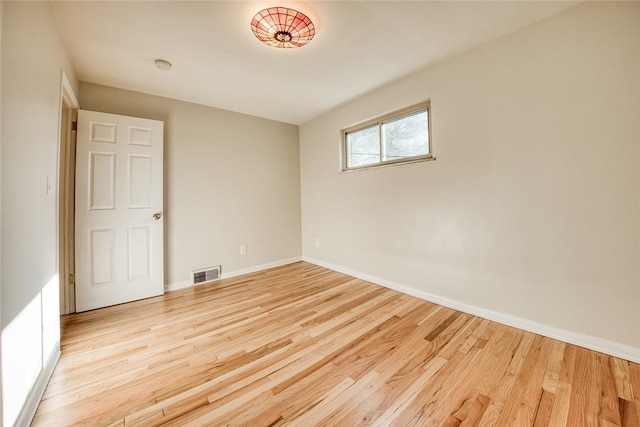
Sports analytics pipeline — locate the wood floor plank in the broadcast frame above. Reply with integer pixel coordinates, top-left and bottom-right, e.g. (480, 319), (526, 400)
(613, 356), (636, 402)
(31, 261), (640, 426)
(533, 390), (554, 427)
(476, 332), (536, 427)
(567, 347), (602, 427)
(242, 361), (352, 426)
(629, 361), (640, 423)
(547, 343), (578, 427)
(601, 353), (624, 427)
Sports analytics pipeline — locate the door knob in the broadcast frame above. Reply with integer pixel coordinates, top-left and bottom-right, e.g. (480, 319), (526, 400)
(153, 212), (162, 220)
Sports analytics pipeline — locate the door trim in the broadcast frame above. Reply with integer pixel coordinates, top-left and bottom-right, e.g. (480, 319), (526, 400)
(58, 71), (78, 314)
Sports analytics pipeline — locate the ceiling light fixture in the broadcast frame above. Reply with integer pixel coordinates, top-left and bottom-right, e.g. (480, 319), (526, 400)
(154, 59), (172, 70)
(250, 7), (315, 48)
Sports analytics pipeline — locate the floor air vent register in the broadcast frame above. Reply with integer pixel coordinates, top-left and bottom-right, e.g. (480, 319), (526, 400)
(192, 266), (221, 285)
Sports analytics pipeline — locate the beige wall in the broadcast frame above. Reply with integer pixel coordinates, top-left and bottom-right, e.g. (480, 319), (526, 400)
(300, 2), (640, 359)
(1, 1), (78, 425)
(79, 83), (302, 288)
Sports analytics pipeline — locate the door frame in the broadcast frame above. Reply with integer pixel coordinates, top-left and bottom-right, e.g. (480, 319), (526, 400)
(58, 72), (79, 315)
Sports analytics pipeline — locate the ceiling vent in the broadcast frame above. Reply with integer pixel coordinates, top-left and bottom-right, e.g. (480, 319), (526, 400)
(192, 266), (221, 285)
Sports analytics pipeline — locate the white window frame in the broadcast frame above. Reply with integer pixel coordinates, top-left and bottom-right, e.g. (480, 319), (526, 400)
(341, 100), (432, 171)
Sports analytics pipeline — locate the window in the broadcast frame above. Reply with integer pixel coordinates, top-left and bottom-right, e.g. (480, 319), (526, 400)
(342, 101), (431, 171)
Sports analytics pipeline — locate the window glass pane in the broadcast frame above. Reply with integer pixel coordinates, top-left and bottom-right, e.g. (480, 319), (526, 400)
(382, 110), (429, 161)
(346, 126), (380, 167)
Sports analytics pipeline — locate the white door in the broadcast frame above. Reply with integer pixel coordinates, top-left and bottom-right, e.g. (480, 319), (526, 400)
(75, 110), (164, 312)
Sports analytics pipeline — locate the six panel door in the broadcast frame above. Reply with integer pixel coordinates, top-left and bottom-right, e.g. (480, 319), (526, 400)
(75, 110), (164, 312)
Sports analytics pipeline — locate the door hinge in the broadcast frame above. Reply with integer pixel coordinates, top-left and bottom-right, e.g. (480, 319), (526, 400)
(69, 273), (76, 284)
(72, 121), (78, 132)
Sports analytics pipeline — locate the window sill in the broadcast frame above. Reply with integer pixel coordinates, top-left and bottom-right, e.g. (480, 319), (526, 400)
(340, 155), (436, 173)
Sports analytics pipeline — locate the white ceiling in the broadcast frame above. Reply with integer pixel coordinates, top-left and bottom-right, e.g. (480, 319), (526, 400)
(51, 1), (577, 125)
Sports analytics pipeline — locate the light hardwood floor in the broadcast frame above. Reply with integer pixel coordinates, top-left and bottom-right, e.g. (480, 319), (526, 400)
(33, 262), (640, 426)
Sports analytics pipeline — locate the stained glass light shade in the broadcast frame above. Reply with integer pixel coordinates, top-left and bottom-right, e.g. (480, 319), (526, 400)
(251, 7), (315, 48)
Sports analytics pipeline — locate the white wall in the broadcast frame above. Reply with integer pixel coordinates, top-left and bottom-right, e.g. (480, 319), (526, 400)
(1, 1), (78, 425)
(300, 2), (640, 360)
(79, 84), (302, 289)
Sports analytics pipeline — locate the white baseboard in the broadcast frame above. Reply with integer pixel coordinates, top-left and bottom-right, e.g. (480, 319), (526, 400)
(165, 279), (192, 292)
(303, 256), (640, 364)
(219, 256), (302, 280)
(19, 344), (60, 427)
(164, 256), (303, 292)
